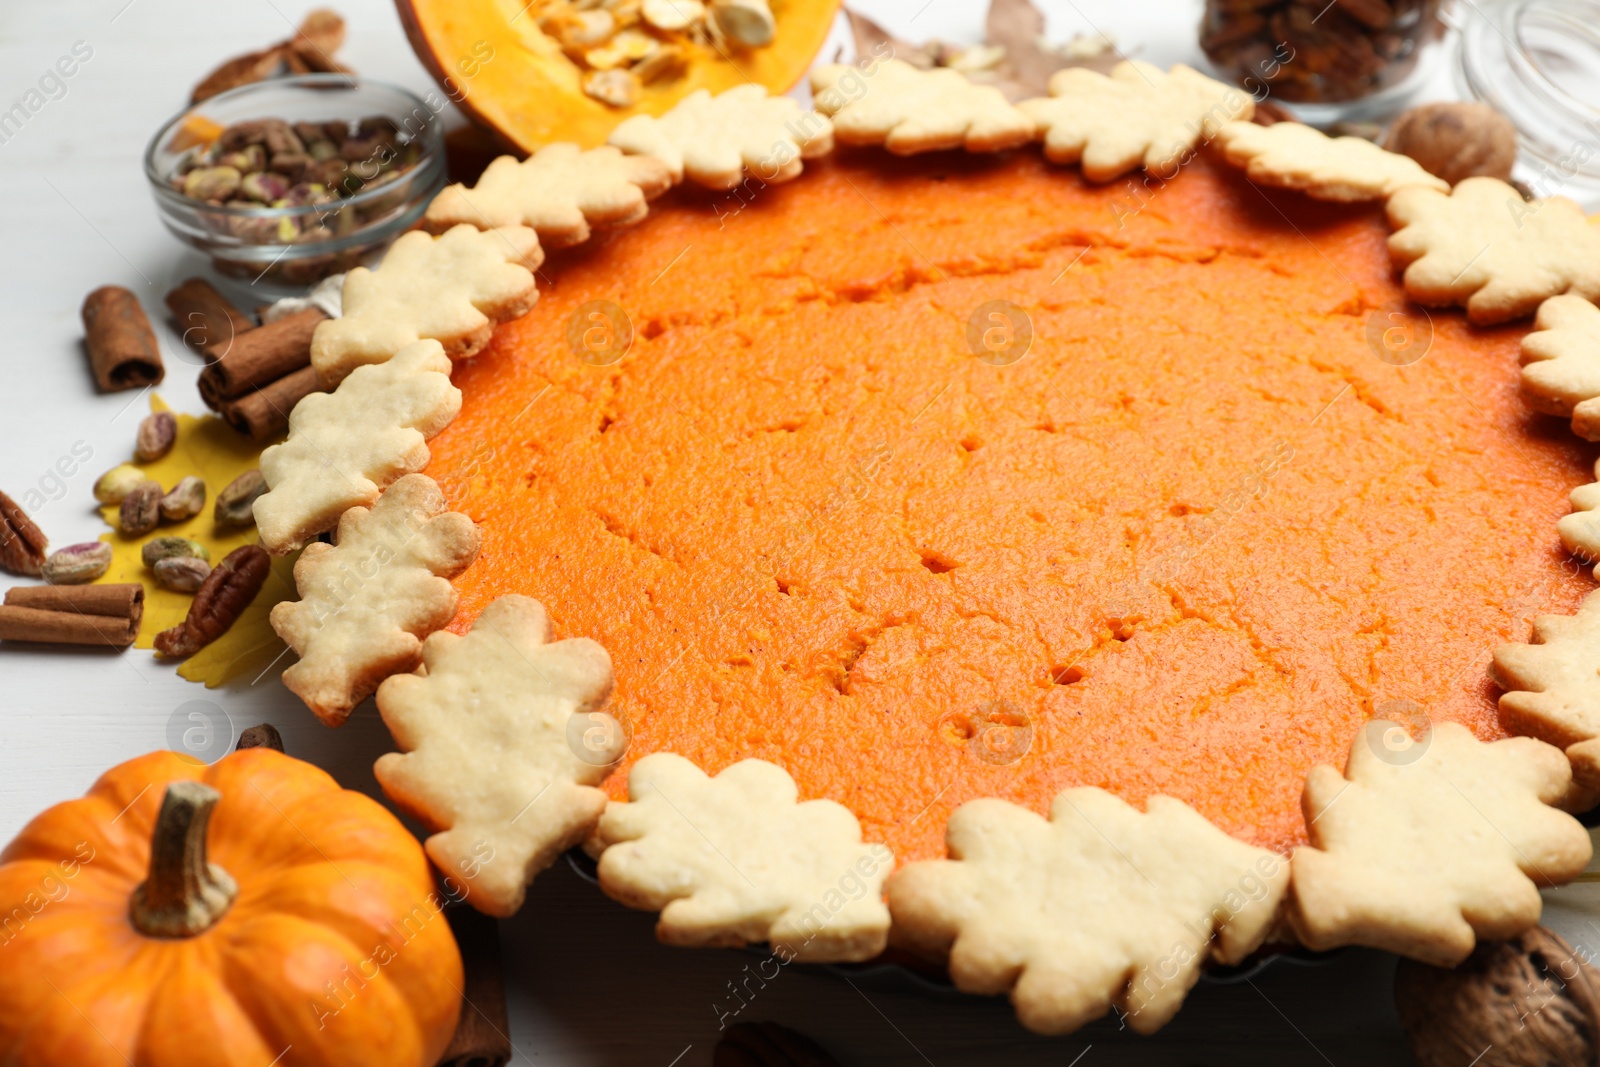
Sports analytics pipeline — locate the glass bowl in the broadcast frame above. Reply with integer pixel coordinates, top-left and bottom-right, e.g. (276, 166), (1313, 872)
(1455, 0), (1600, 209)
(144, 75), (446, 294)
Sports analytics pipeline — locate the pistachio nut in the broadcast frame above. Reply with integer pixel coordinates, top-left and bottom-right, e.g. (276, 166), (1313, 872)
(214, 469), (266, 529)
(42, 542), (113, 585)
(216, 145), (265, 173)
(94, 464), (148, 505)
(241, 171), (290, 202)
(159, 475), (207, 522)
(153, 556), (212, 593)
(134, 411), (178, 463)
(182, 165), (242, 201)
(141, 535), (209, 568)
(119, 480), (163, 536)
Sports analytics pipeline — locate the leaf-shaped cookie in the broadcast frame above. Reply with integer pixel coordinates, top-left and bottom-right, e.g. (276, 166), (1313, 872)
(887, 788), (1288, 1035)
(609, 84), (834, 189)
(255, 340), (461, 555)
(811, 58), (1035, 155)
(375, 595), (615, 917)
(1215, 120), (1449, 201)
(1557, 469), (1600, 562)
(270, 474), (480, 726)
(1019, 61), (1252, 182)
(1520, 294), (1600, 439)
(1494, 588), (1600, 750)
(592, 753), (892, 962)
(1495, 587), (1600, 810)
(1388, 177), (1600, 324)
(424, 143), (673, 247)
(1289, 722), (1589, 966)
(311, 223), (543, 386)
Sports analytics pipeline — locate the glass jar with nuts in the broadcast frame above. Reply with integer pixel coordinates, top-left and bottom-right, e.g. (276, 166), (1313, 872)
(1200, 0), (1446, 122)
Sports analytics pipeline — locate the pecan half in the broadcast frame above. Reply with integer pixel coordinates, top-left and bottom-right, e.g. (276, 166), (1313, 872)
(0, 490), (48, 577)
(154, 545), (270, 658)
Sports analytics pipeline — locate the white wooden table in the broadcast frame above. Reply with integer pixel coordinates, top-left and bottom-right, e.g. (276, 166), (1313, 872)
(2, 1), (1585, 1063)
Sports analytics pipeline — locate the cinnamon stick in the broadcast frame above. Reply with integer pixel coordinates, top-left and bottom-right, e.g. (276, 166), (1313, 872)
(216, 365), (321, 440)
(0, 604), (138, 647)
(438, 905), (510, 1067)
(197, 307), (325, 407)
(5, 583), (143, 631)
(82, 286), (164, 392)
(166, 278), (255, 357)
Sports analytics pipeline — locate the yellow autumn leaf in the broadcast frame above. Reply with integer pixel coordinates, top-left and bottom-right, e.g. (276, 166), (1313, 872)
(94, 395), (296, 686)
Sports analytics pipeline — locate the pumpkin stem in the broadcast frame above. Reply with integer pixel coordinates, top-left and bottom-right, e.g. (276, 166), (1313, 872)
(129, 781), (238, 938)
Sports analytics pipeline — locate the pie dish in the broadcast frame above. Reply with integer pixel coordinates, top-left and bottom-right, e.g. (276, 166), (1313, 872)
(259, 57), (1600, 1035)
(428, 141), (1590, 862)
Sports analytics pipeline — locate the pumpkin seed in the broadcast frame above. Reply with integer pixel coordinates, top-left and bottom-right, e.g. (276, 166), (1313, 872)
(710, 0), (774, 47)
(641, 0), (703, 32)
(583, 68), (642, 107)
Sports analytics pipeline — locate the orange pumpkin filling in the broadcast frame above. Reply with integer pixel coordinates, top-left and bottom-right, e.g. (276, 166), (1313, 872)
(426, 148), (1594, 863)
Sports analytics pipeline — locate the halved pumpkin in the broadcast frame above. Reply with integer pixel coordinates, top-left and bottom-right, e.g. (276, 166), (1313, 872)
(396, 0), (841, 153)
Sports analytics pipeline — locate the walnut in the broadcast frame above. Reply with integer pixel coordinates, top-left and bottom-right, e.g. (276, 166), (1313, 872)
(1395, 926), (1600, 1067)
(1383, 101), (1518, 186)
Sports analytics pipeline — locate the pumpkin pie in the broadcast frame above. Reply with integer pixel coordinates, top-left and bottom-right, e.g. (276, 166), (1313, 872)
(258, 57), (1600, 1037)
(425, 143), (1592, 864)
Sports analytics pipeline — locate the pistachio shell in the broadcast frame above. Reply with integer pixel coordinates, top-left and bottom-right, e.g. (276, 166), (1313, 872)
(135, 412), (178, 463)
(142, 536), (209, 568)
(159, 476), (207, 523)
(153, 556), (212, 593)
(94, 464), (147, 505)
(42, 542), (113, 585)
(119, 481), (162, 537)
(215, 469), (266, 529)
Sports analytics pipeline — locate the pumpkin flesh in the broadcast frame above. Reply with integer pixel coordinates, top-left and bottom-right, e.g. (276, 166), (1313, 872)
(396, 0), (842, 152)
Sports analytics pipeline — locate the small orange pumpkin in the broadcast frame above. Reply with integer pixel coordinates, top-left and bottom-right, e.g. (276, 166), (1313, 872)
(0, 748), (462, 1067)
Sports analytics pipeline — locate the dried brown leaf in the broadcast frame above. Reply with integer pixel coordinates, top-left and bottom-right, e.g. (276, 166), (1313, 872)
(985, 0), (1124, 99)
(294, 9), (347, 57)
(845, 8), (935, 68)
(191, 48), (287, 104)
(189, 8), (351, 104)
(842, 1), (1125, 104)
(985, 0), (1052, 93)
